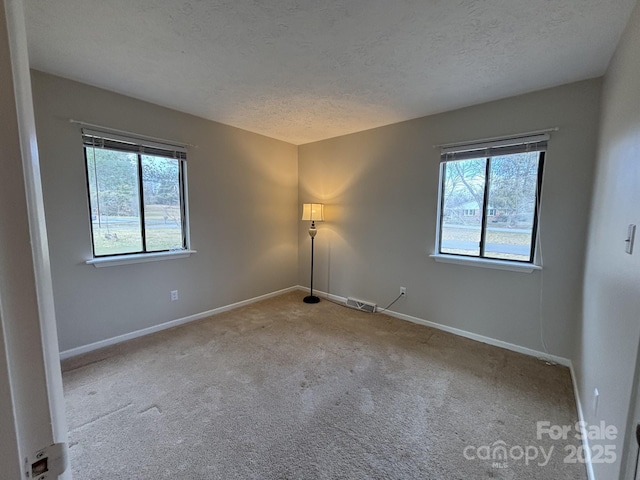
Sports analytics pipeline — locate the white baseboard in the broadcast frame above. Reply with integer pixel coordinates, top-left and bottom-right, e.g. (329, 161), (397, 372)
(299, 285), (569, 366)
(570, 363), (596, 480)
(59, 286), (299, 360)
(306, 287), (348, 305)
(384, 308), (571, 367)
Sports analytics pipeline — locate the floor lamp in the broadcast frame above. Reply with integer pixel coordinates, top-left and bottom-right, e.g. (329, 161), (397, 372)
(301, 203), (324, 304)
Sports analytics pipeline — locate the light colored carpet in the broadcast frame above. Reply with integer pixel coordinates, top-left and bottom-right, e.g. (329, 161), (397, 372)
(62, 291), (586, 479)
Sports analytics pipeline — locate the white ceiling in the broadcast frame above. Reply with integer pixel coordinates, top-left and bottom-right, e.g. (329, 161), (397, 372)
(25, 0), (637, 145)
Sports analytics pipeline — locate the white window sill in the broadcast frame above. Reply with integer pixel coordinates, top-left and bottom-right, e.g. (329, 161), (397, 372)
(430, 254), (541, 273)
(86, 250), (197, 268)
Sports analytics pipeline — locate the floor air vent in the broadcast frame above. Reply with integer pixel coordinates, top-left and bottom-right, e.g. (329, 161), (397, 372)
(345, 297), (377, 313)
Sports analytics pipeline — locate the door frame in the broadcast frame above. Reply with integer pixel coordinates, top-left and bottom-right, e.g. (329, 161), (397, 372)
(1, 0), (69, 477)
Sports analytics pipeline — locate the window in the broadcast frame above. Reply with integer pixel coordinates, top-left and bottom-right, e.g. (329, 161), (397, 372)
(437, 134), (546, 263)
(83, 129), (188, 258)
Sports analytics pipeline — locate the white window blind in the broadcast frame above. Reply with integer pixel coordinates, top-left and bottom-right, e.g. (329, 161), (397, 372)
(82, 128), (187, 161)
(440, 133), (549, 161)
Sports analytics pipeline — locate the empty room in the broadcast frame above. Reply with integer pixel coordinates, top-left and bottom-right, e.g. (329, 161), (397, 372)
(2, 0), (640, 479)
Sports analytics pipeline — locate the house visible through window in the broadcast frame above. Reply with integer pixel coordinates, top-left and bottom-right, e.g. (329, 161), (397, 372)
(83, 129), (188, 257)
(437, 134), (546, 263)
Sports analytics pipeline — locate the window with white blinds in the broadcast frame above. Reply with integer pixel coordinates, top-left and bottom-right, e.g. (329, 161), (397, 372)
(83, 129), (188, 257)
(437, 134), (547, 263)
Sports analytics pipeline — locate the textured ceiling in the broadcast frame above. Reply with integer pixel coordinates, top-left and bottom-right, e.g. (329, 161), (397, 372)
(25, 0), (637, 145)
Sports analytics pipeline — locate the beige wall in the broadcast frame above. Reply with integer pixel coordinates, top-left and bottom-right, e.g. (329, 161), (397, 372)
(298, 79), (601, 359)
(31, 71), (299, 353)
(576, 1), (640, 478)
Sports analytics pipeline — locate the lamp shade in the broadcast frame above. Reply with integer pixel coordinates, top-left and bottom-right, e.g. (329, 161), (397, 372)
(301, 203), (325, 222)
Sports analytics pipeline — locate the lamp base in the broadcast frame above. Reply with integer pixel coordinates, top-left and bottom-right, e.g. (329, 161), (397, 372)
(303, 295), (320, 304)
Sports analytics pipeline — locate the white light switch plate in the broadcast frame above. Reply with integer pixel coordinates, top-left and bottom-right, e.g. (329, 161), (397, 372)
(626, 224), (636, 255)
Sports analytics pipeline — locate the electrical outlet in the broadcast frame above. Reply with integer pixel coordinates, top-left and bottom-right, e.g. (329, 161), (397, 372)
(170, 290), (179, 301)
(400, 286), (407, 297)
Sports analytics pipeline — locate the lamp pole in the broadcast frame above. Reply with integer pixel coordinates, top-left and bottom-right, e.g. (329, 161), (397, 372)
(304, 220), (320, 303)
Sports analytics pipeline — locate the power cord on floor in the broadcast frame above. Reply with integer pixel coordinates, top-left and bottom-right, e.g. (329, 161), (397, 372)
(377, 293), (404, 313)
(537, 171), (549, 356)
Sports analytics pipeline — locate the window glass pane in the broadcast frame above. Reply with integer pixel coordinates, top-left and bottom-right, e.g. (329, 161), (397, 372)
(485, 152), (540, 261)
(141, 155), (184, 252)
(86, 148), (142, 256)
(440, 158), (486, 257)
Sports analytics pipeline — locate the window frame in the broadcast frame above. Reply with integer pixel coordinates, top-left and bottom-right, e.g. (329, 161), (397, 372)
(82, 130), (190, 260)
(435, 150), (545, 266)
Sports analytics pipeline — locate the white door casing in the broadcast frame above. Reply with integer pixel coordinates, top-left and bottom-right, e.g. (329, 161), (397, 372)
(0, 0), (69, 478)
